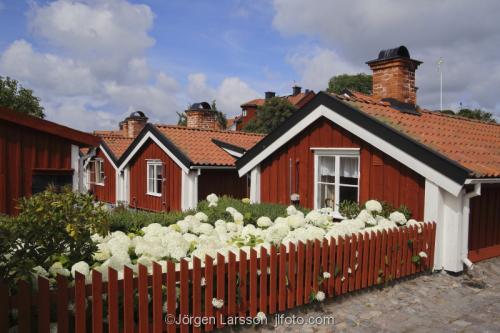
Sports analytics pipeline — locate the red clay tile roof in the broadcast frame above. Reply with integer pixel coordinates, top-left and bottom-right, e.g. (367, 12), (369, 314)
(241, 92), (313, 108)
(154, 125), (264, 166)
(94, 130), (135, 160)
(335, 91), (500, 178)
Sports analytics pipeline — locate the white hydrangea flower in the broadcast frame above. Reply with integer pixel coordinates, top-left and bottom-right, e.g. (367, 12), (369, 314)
(214, 219), (226, 228)
(207, 193), (218, 207)
(176, 220), (190, 234)
(323, 272), (331, 279)
(256, 216), (273, 228)
(286, 205), (298, 216)
(365, 200), (382, 213)
(376, 218), (398, 231)
(389, 211), (407, 225)
(287, 214), (305, 229)
(212, 298), (224, 309)
(32, 265), (49, 277)
(419, 251), (428, 258)
(195, 212), (209, 223)
(264, 223), (290, 244)
(315, 291), (326, 302)
(255, 311), (267, 323)
(71, 261), (90, 278)
(233, 212), (244, 224)
(49, 262), (70, 277)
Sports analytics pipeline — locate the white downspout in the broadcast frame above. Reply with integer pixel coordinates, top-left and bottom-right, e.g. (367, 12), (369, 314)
(461, 183), (481, 269)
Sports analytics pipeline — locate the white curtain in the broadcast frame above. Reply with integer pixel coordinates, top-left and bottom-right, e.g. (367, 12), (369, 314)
(340, 157), (358, 177)
(320, 156), (335, 176)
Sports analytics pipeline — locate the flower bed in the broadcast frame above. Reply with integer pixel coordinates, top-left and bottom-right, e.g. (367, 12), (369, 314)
(38, 196), (426, 283)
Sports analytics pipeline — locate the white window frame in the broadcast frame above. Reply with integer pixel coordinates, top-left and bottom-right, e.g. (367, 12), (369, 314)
(242, 109), (247, 117)
(313, 148), (360, 217)
(146, 160), (163, 197)
(95, 158), (105, 186)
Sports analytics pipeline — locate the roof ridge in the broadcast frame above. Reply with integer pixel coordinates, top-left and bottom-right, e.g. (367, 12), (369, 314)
(154, 124), (265, 136)
(420, 109), (500, 127)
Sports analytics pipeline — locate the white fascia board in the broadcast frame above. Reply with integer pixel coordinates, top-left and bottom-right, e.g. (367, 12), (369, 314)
(117, 131), (190, 174)
(99, 144), (118, 171)
(221, 147), (244, 158)
(464, 178), (500, 184)
(239, 104), (463, 196)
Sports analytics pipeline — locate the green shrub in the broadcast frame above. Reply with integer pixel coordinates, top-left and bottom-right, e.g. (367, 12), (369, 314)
(397, 205), (412, 220)
(0, 186), (109, 282)
(339, 200), (361, 219)
(108, 196), (309, 232)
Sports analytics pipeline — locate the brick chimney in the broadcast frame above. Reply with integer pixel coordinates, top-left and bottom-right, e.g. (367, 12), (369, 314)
(185, 102), (221, 130)
(120, 111), (148, 138)
(292, 85), (302, 96)
(366, 46), (422, 106)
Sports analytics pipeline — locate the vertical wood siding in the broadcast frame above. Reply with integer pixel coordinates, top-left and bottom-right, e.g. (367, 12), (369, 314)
(198, 169), (248, 201)
(89, 149), (116, 204)
(0, 121), (72, 215)
(129, 139), (182, 211)
(468, 184), (500, 262)
(260, 118), (425, 220)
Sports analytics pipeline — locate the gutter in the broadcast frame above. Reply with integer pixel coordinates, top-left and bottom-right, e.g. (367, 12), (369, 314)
(462, 183), (481, 270)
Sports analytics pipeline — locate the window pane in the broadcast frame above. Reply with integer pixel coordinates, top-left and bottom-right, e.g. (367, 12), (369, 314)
(148, 164), (155, 179)
(340, 157), (358, 185)
(318, 183), (335, 208)
(148, 178), (154, 193)
(156, 179), (162, 194)
(319, 156), (335, 183)
(340, 186), (358, 203)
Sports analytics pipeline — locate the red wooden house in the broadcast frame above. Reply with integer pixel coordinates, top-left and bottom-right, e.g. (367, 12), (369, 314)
(237, 46), (500, 272)
(228, 86), (315, 131)
(0, 107), (99, 215)
(85, 104), (263, 211)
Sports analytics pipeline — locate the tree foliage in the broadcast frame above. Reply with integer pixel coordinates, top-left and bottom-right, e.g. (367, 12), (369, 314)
(243, 97), (297, 134)
(0, 76), (45, 118)
(438, 108), (496, 123)
(327, 73), (373, 95)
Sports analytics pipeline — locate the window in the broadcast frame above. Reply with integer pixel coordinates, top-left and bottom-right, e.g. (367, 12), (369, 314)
(242, 109), (247, 117)
(314, 149), (359, 213)
(147, 161), (163, 196)
(95, 158), (105, 185)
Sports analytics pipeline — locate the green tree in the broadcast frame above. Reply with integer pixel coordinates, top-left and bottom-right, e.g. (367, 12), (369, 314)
(176, 111), (187, 126)
(211, 100), (228, 129)
(0, 76), (45, 118)
(327, 73), (373, 95)
(437, 108), (496, 123)
(243, 97), (297, 134)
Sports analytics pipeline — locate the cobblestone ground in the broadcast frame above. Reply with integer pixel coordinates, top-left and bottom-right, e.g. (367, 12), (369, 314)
(223, 257), (500, 333)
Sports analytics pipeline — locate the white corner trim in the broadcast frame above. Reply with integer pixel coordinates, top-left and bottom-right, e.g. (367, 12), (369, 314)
(221, 147), (243, 158)
(249, 166), (261, 203)
(239, 104), (463, 196)
(71, 145), (80, 192)
(118, 131), (190, 174)
(181, 171), (198, 210)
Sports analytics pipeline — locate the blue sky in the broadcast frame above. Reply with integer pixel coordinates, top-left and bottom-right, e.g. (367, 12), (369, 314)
(0, 0), (499, 130)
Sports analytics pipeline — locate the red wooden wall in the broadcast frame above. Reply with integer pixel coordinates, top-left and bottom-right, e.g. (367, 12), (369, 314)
(468, 184), (500, 262)
(198, 169), (248, 201)
(260, 118), (425, 220)
(88, 149), (116, 204)
(0, 121), (72, 215)
(129, 139), (182, 212)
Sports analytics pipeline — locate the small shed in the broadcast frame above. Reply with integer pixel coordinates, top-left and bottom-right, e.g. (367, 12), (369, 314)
(0, 108), (99, 215)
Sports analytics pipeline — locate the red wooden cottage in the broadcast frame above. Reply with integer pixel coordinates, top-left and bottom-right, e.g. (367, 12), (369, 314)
(0, 107), (99, 215)
(237, 46), (500, 272)
(228, 86), (315, 131)
(86, 103), (263, 211)
(83, 112), (144, 205)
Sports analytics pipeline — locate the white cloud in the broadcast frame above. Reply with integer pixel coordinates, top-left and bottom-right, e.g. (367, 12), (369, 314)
(187, 73), (259, 116)
(273, 0), (500, 116)
(0, 40), (97, 96)
(287, 47), (362, 91)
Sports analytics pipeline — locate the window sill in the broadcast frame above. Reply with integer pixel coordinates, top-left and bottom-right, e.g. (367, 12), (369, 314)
(95, 183), (105, 187)
(146, 192), (162, 197)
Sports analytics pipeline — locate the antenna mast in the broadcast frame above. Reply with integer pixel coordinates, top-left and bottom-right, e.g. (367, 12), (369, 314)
(437, 58), (444, 111)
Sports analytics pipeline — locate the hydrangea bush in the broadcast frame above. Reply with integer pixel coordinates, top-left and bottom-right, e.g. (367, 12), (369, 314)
(32, 195), (425, 284)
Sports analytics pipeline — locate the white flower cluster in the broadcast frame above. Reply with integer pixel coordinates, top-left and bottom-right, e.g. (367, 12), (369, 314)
(35, 197), (425, 284)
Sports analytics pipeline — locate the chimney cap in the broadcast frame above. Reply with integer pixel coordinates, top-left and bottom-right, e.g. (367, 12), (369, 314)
(265, 91), (276, 100)
(189, 102), (212, 111)
(128, 110), (147, 118)
(366, 45), (422, 65)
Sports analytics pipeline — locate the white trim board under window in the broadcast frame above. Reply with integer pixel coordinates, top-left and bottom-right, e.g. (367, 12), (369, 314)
(313, 149), (360, 215)
(95, 158), (105, 186)
(147, 160), (164, 197)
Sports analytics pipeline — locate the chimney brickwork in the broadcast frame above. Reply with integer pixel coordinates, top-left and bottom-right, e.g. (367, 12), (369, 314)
(367, 46), (422, 106)
(121, 111), (148, 138)
(186, 104), (221, 130)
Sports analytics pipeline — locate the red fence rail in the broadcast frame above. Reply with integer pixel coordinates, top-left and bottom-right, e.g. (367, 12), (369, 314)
(1, 223), (436, 332)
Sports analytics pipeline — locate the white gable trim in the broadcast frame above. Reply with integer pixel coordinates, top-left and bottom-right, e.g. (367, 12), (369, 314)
(239, 104), (463, 196)
(117, 131), (190, 174)
(99, 144), (118, 171)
